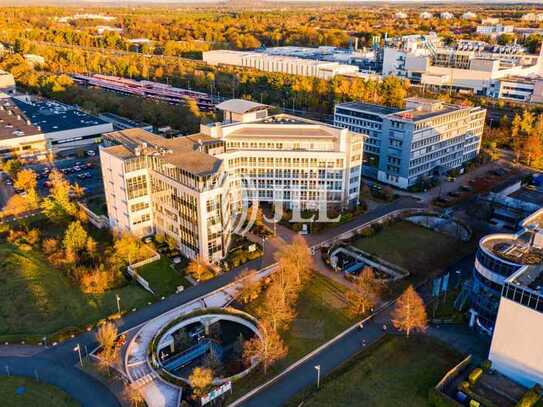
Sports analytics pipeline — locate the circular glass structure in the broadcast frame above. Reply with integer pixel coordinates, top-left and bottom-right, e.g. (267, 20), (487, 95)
(149, 308), (260, 386)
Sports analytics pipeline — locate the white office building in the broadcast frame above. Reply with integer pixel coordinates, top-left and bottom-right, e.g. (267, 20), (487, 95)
(100, 99), (363, 262)
(382, 34), (543, 97)
(203, 50), (360, 80)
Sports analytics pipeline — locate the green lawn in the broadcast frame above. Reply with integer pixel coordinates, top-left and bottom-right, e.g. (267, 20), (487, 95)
(288, 335), (464, 407)
(137, 256), (190, 296)
(0, 243), (153, 341)
(352, 221), (473, 279)
(228, 272), (355, 401)
(0, 376), (79, 407)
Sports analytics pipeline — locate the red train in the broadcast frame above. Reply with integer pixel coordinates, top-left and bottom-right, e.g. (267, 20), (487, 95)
(72, 74), (215, 111)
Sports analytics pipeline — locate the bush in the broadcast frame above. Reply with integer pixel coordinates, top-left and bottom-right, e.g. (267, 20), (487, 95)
(481, 360), (492, 372)
(516, 385), (543, 407)
(468, 368), (483, 385)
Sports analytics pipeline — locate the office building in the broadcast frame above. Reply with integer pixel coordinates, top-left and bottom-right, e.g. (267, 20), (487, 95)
(494, 75), (543, 103)
(470, 208), (543, 333)
(334, 97), (485, 189)
(100, 99), (363, 262)
(462, 12), (477, 20)
(476, 23), (514, 38)
(203, 50), (360, 80)
(382, 34), (543, 97)
(440, 12), (454, 20)
(0, 94), (113, 159)
(419, 12), (433, 20)
(522, 13), (543, 22)
(488, 211), (543, 386)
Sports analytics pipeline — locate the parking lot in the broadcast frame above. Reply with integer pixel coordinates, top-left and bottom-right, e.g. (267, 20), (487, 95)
(1, 145), (104, 208)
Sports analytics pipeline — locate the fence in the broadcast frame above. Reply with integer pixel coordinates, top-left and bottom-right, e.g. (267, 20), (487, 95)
(126, 250), (161, 295)
(78, 202), (109, 229)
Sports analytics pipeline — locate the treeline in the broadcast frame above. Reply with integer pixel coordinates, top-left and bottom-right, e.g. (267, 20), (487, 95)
(1, 44), (409, 114)
(0, 6), (541, 57)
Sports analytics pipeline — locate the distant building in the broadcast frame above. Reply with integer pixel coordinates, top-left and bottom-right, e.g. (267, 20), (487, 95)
(521, 13), (543, 22)
(494, 75), (543, 103)
(419, 12), (433, 20)
(0, 70), (15, 94)
(382, 34), (543, 97)
(334, 97), (485, 189)
(203, 50), (360, 80)
(95, 26), (123, 35)
(100, 99), (363, 262)
(440, 12), (454, 20)
(56, 14), (116, 23)
(394, 11), (408, 19)
(23, 54), (45, 66)
(488, 208), (543, 387)
(0, 94), (113, 159)
(462, 12), (478, 20)
(476, 23), (515, 38)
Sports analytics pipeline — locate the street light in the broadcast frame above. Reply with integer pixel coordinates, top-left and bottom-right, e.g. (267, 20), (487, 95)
(315, 365), (321, 389)
(116, 294), (121, 315)
(73, 344), (83, 367)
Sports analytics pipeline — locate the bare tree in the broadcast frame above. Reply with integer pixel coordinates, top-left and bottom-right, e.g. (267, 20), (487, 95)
(346, 267), (382, 317)
(243, 321), (287, 375)
(391, 285), (428, 337)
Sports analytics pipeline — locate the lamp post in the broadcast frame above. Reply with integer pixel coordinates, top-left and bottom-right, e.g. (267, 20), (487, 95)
(74, 344), (83, 367)
(116, 294), (121, 316)
(315, 365), (321, 389)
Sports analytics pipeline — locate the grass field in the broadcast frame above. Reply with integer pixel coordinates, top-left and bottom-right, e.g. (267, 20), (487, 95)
(352, 221), (473, 279)
(0, 376), (79, 407)
(0, 243), (152, 340)
(137, 256), (190, 296)
(228, 272), (355, 401)
(288, 335), (463, 407)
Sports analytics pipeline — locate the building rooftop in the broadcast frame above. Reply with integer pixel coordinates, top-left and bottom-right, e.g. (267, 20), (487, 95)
(336, 101), (400, 116)
(216, 99), (268, 114)
(0, 98), (42, 140)
(103, 128), (223, 177)
(10, 96), (108, 133)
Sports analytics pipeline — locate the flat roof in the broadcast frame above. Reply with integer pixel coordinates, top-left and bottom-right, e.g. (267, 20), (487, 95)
(336, 102), (400, 116)
(0, 98), (42, 141)
(11, 96), (108, 133)
(103, 128), (223, 176)
(216, 99), (268, 114)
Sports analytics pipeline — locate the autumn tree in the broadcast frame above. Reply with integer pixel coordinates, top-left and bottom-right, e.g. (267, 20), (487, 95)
(243, 321), (287, 375)
(1, 194), (33, 217)
(188, 367), (214, 398)
(235, 268), (262, 304)
(122, 384), (144, 407)
(256, 280), (296, 331)
(346, 267), (382, 317)
(186, 256), (211, 282)
(96, 321), (119, 373)
(41, 170), (78, 221)
(391, 285), (428, 337)
(113, 233), (142, 265)
(14, 168), (37, 192)
(63, 220), (90, 262)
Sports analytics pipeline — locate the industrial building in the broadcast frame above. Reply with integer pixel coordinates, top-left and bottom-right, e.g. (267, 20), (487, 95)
(382, 34), (543, 97)
(203, 50), (360, 80)
(334, 97), (485, 189)
(0, 94), (113, 159)
(100, 99), (363, 262)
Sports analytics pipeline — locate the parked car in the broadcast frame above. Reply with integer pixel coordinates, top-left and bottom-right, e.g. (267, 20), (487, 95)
(460, 185), (472, 192)
(86, 150), (96, 157)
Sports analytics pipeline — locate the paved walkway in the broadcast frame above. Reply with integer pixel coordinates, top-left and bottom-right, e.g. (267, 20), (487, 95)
(0, 356), (121, 407)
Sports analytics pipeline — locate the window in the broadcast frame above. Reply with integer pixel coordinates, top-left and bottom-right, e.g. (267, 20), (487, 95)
(126, 175), (148, 200)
